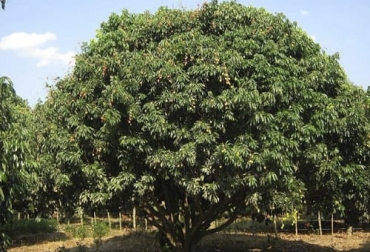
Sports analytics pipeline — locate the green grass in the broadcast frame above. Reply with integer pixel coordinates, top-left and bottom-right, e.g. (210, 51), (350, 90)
(64, 221), (111, 241)
(9, 218), (58, 237)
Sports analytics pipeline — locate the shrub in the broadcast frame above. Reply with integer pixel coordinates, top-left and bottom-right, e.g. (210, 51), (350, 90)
(9, 218), (58, 237)
(64, 225), (89, 240)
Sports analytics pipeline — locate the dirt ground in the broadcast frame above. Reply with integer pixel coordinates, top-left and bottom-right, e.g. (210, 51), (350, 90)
(8, 229), (370, 252)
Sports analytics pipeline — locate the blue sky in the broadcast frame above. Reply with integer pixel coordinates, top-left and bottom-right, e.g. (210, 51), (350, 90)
(1, 0), (369, 106)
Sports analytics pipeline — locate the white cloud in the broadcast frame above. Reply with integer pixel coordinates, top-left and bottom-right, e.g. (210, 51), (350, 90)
(300, 10), (309, 16)
(0, 32), (75, 67)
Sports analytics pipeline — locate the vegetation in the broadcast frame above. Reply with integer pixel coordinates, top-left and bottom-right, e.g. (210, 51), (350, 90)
(0, 76), (31, 251)
(8, 218), (57, 237)
(1, 0), (6, 10)
(1, 1), (370, 252)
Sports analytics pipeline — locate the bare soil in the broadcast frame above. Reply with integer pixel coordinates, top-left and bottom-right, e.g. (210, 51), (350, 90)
(8, 229), (370, 252)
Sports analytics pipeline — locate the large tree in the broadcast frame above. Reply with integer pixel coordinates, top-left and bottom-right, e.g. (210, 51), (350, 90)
(0, 76), (30, 251)
(45, 1), (369, 251)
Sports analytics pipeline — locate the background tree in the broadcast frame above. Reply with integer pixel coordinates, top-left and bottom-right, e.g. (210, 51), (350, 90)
(0, 76), (30, 251)
(44, 1), (370, 251)
(1, 0), (6, 10)
(29, 90), (92, 223)
(298, 83), (370, 233)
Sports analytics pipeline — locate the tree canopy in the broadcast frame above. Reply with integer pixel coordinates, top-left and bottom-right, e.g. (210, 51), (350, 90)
(0, 76), (30, 251)
(1, 0), (6, 10)
(24, 1), (370, 251)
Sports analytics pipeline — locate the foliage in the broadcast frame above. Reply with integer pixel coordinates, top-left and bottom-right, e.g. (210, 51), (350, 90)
(64, 221), (109, 244)
(0, 76), (30, 251)
(7, 218), (57, 237)
(65, 224), (89, 240)
(92, 221), (110, 240)
(26, 99), (88, 222)
(301, 85), (370, 222)
(39, 1), (370, 251)
(281, 209), (299, 229)
(92, 221), (110, 248)
(1, 0), (6, 10)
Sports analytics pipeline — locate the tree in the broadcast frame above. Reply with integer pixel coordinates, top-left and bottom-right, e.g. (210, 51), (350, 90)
(45, 1), (369, 251)
(1, 0), (6, 10)
(300, 84), (370, 230)
(27, 95), (91, 223)
(0, 76), (30, 251)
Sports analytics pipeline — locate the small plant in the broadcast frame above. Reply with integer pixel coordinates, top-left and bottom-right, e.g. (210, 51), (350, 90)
(65, 225), (89, 240)
(0, 232), (11, 251)
(281, 209), (299, 229)
(92, 221), (110, 248)
(76, 225), (89, 240)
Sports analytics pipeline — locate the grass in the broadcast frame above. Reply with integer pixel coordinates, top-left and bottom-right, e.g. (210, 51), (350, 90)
(64, 220), (111, 244)
(7, 218), (58, 237)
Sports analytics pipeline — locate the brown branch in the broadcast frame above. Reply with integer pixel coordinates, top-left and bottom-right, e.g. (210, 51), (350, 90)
(203, 190), (248, 236)
(161, 179), (174, 222)
(145, 196), (182, 245)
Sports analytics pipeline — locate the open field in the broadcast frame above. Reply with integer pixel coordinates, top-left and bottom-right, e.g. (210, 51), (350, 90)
(8, 228), (370, 252)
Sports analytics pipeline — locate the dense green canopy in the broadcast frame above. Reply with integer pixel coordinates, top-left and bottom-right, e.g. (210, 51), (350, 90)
(0, 76), (30, 251)
(38, 1), (370, 251)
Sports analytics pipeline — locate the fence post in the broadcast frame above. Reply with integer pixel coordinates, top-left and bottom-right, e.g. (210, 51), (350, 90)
(318, 210), (322, 236)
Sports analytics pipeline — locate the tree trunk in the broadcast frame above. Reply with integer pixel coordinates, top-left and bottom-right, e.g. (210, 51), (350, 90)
(295, 211), (298, 237)
(347, 226), (353, 238)
(158, 229), (199, 252)
(273, 215), (279, 239)
(56, 209), (59, 227)
(80, 211), (84, 226)
(173, 237), (198, 252)
(318, 210), (322, 236)
(107, 210), (111, 230)
(179, 242), (197, 252)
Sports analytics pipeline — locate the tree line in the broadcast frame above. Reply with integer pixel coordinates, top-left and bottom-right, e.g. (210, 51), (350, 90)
(1, 1), (370, 251)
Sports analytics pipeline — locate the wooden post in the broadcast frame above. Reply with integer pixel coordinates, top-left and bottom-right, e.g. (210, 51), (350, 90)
(56, 209), (60, 227)
(273, 215), (279, 239)
(94, 211), (97, 225)
(145, 218), (148, 231)
(318, 210), (322, 236)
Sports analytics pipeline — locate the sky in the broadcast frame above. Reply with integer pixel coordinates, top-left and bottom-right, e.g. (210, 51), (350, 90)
(0, 0), (369, 106)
